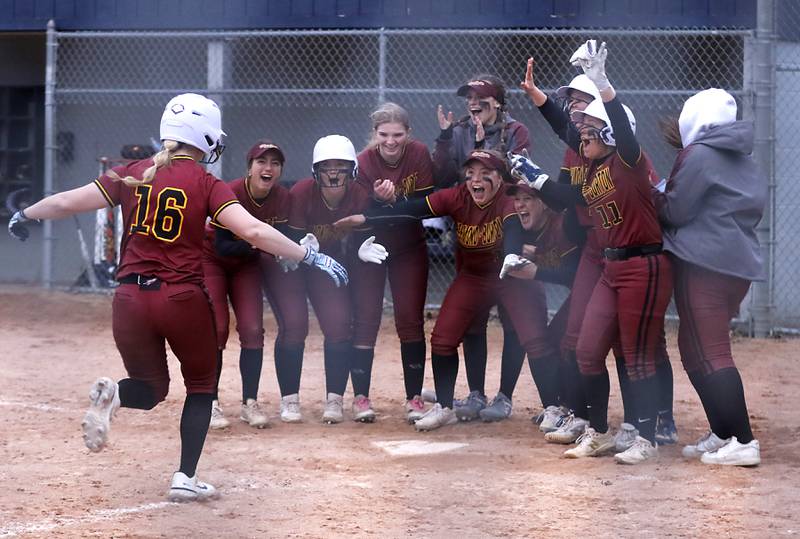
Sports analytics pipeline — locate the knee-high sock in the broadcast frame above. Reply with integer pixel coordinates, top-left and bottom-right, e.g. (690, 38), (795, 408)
(178, 393), (214, 478)
(527, 353), (560, 407)
(655, 358), (674, 422)
(400, 340), (426, 400)
(498, 331), (525, 399)
(581, 371), (610, 433)
(629, 375), (659, 444)
(212, 349), (223, 400)
(274, 342), (304, 397)
(239, 347), (263, 403)
(431, 352), (459, 409)
(350, 347), (375, 397)
(615, 355), (635, 424)
(687, 369), (726, 437)
(704, 367), (754, 443)
(118, 378), (158, 410)
(461, 333), (487, 396)
(561, 352), (588, 418)
(324, 341), (352, 396)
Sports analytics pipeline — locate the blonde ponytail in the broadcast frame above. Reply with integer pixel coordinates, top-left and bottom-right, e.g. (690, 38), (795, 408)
(106, 140), (180, 186)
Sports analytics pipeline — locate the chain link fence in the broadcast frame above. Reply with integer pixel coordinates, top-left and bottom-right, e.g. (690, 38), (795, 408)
(48, 26), (792, 327)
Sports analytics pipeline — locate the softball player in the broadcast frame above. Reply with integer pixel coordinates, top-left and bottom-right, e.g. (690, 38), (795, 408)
(278, 134), (389, 424)
(654, 88), (764, 466)
(336, 149), (555, 431)
(352, 102), (434, 423)
(512, 42), (672, 464)
(8, 93), (347, 501)
(433, 76), (531, 420)
(202, 140), (290, 430)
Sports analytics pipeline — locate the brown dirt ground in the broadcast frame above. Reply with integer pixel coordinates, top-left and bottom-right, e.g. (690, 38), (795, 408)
(0, 285), (798, 538)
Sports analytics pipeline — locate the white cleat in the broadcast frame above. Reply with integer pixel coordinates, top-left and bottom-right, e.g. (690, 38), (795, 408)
(405, 395), (426, 423)
(167, 471), (220, 503)
(81, 377), (120, 453)
(682, 431), (728, 459)
(563, 426), (616, 459)
(614, 436), (658, 465)
(538, 405), (568, 433)
(280, 393), (302, 423)
(322, 393), (344, 424)
(613, 422), (639, 452)
(414, 403), (457, 432)
(700, 437), (760, 467)
(240, 399), (270, 429)
(544, 414), (589, 444)
(352, 394), (377, 423)
(209, 400), (230, 430)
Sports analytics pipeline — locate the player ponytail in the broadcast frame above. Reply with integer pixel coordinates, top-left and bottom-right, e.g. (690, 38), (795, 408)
(660, 115), (683, 149)
(106, 140), (181, 186)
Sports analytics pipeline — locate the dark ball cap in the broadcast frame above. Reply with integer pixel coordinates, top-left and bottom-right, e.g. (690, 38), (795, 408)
(246, 140), (285, 164)
(456, 79), (504, 103)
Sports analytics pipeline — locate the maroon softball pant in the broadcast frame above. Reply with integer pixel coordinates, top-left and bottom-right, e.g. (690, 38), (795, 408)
(431, 272), (553, 359)
(261, 254), (310, 347)
(112, 282), (218, 399)
(672, 256), (751, 376)
(575, 253), (673, 380)
(203, 258), (264, 350)
(351, 239), (428, 348)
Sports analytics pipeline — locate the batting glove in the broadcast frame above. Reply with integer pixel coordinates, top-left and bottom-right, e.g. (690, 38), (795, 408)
(508, 153), (549, 190)
(299, 233), (320, 252)
(276, 255), (299, 273)
(570, 40), (611, 92)
(302, 245), (349, 287)
(8, 209), (33, 242)
(499, 253), (532, 279)
(358, 236), (389, 264)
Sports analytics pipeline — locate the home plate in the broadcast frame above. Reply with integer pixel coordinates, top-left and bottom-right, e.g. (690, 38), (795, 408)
(372, 440), (468, 456)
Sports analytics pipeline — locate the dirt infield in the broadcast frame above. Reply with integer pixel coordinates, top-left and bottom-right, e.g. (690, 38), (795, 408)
(0, 285), (798, 538)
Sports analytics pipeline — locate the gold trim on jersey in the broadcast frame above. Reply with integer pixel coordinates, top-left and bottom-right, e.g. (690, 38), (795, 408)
(93, 179), (114, 207)
(211, 199), (240, 222)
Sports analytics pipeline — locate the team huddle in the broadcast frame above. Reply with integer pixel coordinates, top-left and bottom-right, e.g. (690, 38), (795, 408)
(8, 40), (766, 501)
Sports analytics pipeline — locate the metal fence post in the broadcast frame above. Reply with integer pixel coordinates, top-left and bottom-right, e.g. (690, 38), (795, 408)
(751, 0), (777, 336)
(378, 27), (386, 105)
(207, 39), (227, 178)
(42, 19), (57, 289)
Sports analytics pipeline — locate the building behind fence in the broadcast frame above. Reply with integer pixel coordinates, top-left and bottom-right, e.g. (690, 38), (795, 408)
(3, 2), (799, 333)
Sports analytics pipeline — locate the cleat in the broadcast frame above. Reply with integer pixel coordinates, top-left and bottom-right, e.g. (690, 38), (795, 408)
(322, 393), (344, 424)
(682, 431), (728, 459)
(240, 399), (270, 429)
(420, 388), (437, 403)
(167, 471), (220, 503)
(655, 416), (679, 445)
(280, 393), (302, 423)
(563, 426), (616, 458)
(614, 436), (658, 465)
(700, 437), (760, 466)
(545, 414), (589, 444)
(539, 405), (568, 433)
(613, 422), (639, 452)
(405, 395), (426, 424)
(352, 394), (376, 423)
(479, 392), (513, 422)
(82, 377), (120, 453)
(209, 400), (230, 430)
(453, 390), (487, 422)
(414, 403), (457, 431)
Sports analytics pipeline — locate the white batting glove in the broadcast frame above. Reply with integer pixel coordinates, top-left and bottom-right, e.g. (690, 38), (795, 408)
(276, 255), (299, 273)
(570, 40), (610, 92)
(358, 236), (389, 264)
(299, 233), (320, 252)
(508, 153), (549, 190)
(499, 253), (532, 279)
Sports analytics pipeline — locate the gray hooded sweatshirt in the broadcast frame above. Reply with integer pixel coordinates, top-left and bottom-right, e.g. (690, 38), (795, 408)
(655, 119), (767, 281)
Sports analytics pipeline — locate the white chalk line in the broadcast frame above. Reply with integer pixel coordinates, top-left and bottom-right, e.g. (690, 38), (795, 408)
(0, 481), (263, 538)
(0, 400), (71, 413)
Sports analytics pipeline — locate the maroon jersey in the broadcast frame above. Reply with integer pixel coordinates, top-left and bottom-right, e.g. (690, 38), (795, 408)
(427, 183), (517, 275)
(94, 156), (238, 284)
(579, 150), (662, 250)
(288, 178), (372, 257)
(561, 147), (592, 228)
(356, 140), (435, 252)
(525, 212), (578, 272)
(203, 176), (291, 263)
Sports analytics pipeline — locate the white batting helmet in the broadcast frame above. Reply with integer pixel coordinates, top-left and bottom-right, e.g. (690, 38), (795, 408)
(555, 74), (602, 102)
(311, 134), (358, 177)
(160, 93), (226, 163)
(571, 100), (636, 147)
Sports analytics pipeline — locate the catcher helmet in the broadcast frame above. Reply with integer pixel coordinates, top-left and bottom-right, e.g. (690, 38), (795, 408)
(571, 100), (636, 147)
(160, 93), (226, 164)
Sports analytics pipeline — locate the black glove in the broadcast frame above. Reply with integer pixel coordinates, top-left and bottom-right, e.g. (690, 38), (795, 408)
(8, 209), (33, 241)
